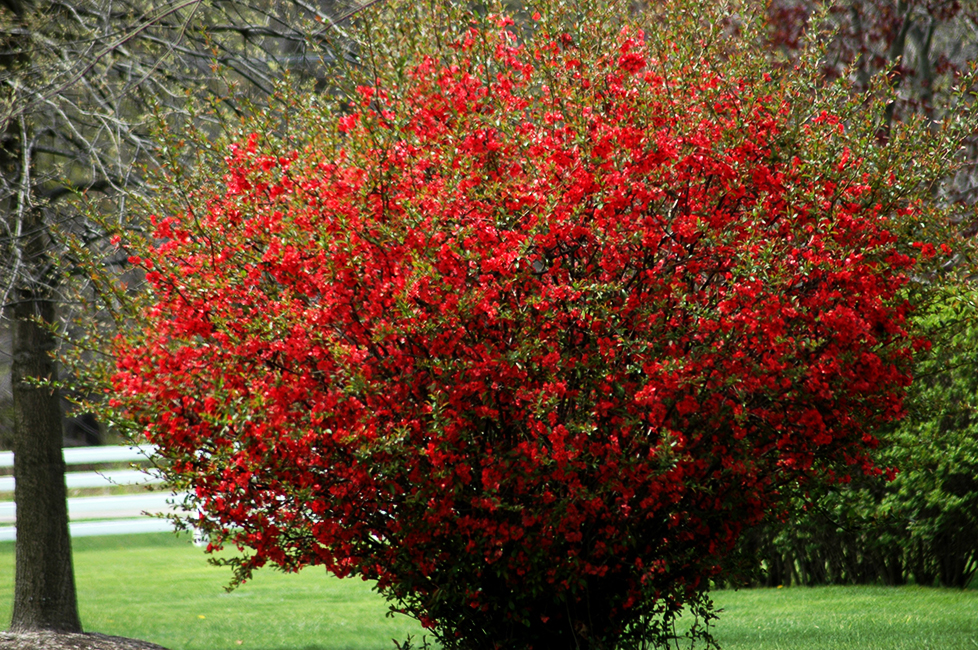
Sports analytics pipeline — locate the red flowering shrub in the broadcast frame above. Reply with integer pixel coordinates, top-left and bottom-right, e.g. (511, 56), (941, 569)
(106, 1), (974, 648)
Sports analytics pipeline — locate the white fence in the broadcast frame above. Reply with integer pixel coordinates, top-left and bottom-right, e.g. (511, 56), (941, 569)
(0, 445), (185, 542)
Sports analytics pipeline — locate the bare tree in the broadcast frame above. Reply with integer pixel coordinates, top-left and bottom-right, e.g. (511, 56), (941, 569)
(0, 0), (368, 632)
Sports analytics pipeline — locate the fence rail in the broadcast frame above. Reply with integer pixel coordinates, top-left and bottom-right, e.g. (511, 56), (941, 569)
(0, 444), (159, 468)
(0, 445), (185, 542)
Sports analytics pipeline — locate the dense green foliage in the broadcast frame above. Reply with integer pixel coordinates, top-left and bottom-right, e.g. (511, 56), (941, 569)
(732, 0), (978, 593)
(742, 286), (978, 589)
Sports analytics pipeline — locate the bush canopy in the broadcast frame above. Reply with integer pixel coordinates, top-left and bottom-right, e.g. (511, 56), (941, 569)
(102, 1), (977, 648)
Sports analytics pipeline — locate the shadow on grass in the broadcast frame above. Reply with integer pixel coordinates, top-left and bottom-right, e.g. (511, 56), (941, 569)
(253, 639), (442, 650)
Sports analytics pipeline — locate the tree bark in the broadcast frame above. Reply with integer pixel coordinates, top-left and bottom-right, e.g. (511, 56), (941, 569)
(10, 286), (81, 633)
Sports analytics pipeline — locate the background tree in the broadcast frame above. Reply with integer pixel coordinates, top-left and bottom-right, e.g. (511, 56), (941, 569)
(0, 0), (366, 633)
(97, 0), (978, 648)
(1, 0), (81, 631)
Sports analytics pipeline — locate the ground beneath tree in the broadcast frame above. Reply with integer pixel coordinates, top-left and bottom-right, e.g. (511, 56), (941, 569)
(0, 631), (169, 650)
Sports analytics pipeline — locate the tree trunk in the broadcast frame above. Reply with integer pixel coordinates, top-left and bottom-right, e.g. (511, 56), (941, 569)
(10, 287), (81, 632)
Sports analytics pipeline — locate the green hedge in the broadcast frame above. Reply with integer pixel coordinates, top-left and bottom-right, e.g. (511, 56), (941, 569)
(740, 285), (978, 588)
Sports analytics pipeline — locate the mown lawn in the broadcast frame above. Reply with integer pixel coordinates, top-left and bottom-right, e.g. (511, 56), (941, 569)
(710, 585), (978, 649)
(0, 533), (975, 649)
(0, 533), (426, 650)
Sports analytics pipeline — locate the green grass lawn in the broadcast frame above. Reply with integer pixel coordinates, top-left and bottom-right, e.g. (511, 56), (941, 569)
(0, 533), (427, 650)
(710, 585), (978, 649)
(1, 533), (976, 650)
